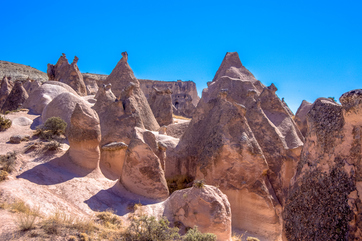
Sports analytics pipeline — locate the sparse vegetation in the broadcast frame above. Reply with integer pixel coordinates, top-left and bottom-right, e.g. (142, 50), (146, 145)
(35, 116), (67, 140)
(172, 114), (191, 121)
(328, 97), (337, 103)
(124, 215), (181, 241)
(0, 151), (17, 181)
(45, 140), (61, 151)
(167, 175), (193, 194)
(17, 205), (41, 231)
(246, 237), (260, 241)
(0, 114), (12, 131)
(193, 179), (205, 188)
(96, 209), (122, 229)
(183, 226), (217, 241)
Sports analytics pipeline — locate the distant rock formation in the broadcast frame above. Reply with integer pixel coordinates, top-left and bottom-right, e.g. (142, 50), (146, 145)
(167, 52), (304, 239)
(148, 87), (173, 126)
(139, 79), (200, 118)
(164, 185), (232, 241)
(47, 54), (87, 96)
(294, 100), (313, 137)
(0, 60), (48, 82)
(1, 81), (28, 113)
(0, 76), (13, 109)
(68, 103), (101, 170)
(82, 73), (108, 95)
(284, 93), (362, 240)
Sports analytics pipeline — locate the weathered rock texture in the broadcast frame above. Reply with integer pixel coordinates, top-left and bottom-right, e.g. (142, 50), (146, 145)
(164, 185), (232, 241)
(162, 121), (190, 139)
(102, 52), (159, 131)
(1, 81), (28, 113)
(120, 138), (169, 200)
(47, 54), (87, 96)
(82, 73), (107, 95)
(284, 93), (362, 240)
(139, 79), (200, 118)
(148, 87), (173, 126)
(24, 82), (74, 114)
(0, 76), (13, 109)
(68, 103), (101, 170)
(167, 52), (304, 239)
(0, 60), (48, 82)
(42, 92), (91, 134)
(294, 100), (313, 137)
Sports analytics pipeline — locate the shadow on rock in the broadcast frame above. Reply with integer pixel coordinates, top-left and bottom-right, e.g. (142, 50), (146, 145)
(84, 181), (161, 216)
(17, 151), (95, 185)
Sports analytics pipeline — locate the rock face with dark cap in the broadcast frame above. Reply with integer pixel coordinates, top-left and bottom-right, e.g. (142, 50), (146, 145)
(294, 100), (313, 137)
(68, 103), (101, 170)
(284, 93), (362, 240)
(0, 76), (13, 109)
(148, 87), (173, 126)
(1, 81), (28, 113)
(120, 138), (169, 200)
(47, 54), (87, 96)
(103, 52), (159, 131)
(164, 185), (232, 241)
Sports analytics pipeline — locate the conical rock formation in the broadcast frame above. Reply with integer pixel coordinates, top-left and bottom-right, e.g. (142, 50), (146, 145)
(148, 87), (173, 126)
(294, 100), (313, 137)
(1, 81), (28, 113)
(47, 54), (87, 96)
(0, 76), (13, 109)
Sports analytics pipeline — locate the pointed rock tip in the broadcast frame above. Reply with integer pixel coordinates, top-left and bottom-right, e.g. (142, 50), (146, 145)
(121, 51), (128, 62)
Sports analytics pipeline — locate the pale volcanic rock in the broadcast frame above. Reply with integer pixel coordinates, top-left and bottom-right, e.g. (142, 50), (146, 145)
(103, 52), (159, 131)
(164, 185), (232, 241)
(82, 73), (108, 95)
(12, 117), (33, 126)
(43, 81), (79, 96)
(168, 93), (282, 239)
(284, 95), (362, 240)
(163, 121), (190, 139)
(23, 79), (41, 95)
(68, 103), (101, 170)
(294, 100), (313, 137)
(41, 92), (91, 134)
(23, 83), (73, 114)
(120, 138), (169, 200)
(92, 84), (116, 114)
(148, 87), (173, 126)
(47, 54), (87, 96)
(0, 76), (13, 109)
(1, 81), (28, 113)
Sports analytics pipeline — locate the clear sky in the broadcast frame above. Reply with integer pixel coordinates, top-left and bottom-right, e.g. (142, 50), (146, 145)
(1, 0), (361, 113)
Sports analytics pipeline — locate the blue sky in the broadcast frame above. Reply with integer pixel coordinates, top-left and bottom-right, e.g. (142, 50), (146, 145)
(1, 0), (361, 113)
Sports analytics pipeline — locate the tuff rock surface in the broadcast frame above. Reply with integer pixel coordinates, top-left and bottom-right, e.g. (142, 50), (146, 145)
(0, 76), (13, 109)
(294, 100), (313, 137)
(284, 93), (362, 240)
(1, 81), (28, 113)
(164, 185), (232, 241)
(47, 54), (87, 96)
(148, 87), (173, 126)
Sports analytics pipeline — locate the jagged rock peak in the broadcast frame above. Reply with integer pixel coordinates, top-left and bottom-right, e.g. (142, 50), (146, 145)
(212, 52), (256, 82)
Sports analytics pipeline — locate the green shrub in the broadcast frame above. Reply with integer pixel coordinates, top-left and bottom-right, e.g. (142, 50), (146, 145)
(36, 117), (67, 140)
(0, 151), (17, 174)
(124, 215), (181, 241)
(0, 115), (12, 131)
(183, 226), (216, 241)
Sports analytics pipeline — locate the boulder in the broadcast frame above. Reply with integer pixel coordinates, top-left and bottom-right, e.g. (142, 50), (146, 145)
(164, 185), (232, 241)
(12, 117), (33, 126)
(47, 54), (87, 96)
(0, 76), (13, 109)
(42, 92), (91, 134)
(43, 81), (79, 96)
(23, 83), (72, 114)
(103, 52), (159, 131)
(148, 87), (173, 126)
(294, 100), (313, 137)
(284, 94), (362, 240)
(1, 81), (28, 113)
(67, 103), (101, 170)
(120, 138), (169, 200)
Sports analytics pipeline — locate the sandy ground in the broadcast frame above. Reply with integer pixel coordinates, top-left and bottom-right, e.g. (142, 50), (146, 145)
(0, 110), (166, 239)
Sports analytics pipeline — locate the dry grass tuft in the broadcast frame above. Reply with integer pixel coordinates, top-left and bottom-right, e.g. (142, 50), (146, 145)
(172, 114), (191, 120)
